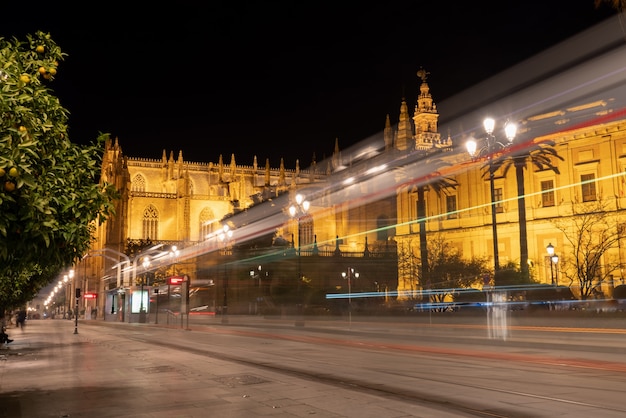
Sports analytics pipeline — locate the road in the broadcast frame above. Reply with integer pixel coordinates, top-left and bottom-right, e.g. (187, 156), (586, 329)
(2, 310), (626, 417)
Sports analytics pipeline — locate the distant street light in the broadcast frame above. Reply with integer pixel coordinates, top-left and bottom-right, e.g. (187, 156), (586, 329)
(289, 193), (310, 327)
(219, 225), (234, 324)
(341, 267), (360, 328)
(546, 243), (559, 286)
(139, 256), (150, 323)
(64, 269), (75, 322)
(162, 245), (180, 326)
(249, 265), (263, 315)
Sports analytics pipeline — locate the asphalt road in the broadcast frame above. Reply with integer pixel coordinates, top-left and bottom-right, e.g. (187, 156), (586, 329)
(2, 311), (626, 417)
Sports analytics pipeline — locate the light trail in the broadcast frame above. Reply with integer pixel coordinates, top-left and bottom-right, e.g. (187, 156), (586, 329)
(129, 14), (626, 279)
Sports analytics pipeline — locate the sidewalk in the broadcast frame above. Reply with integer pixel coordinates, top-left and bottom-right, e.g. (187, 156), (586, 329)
(0, 319), (466, 418)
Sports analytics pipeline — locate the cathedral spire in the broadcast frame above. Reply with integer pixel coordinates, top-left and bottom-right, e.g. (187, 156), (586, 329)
(279, 158), (285, 186)
(395, 97), (413, 151)
(384, 114), (393, 150)
(332, 137), (342, 172)
(218, 154), (224, 182)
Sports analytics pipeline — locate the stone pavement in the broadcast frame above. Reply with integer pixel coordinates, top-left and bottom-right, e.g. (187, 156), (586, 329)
(0, 319), (470, 418)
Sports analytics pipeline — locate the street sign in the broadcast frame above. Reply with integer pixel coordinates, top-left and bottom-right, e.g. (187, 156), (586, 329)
(83, 292), (97, 299)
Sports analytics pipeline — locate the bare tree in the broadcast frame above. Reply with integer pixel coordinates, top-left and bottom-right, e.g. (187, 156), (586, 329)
(396, 238), (419, 300)
(419, 234), (489, 305)
(554, 200), (624, 300)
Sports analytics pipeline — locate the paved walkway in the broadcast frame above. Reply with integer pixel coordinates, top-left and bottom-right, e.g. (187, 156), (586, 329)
(0, 319), (471, 418)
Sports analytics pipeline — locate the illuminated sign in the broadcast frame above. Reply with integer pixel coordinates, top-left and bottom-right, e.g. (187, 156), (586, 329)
(168, 276), (185, 285)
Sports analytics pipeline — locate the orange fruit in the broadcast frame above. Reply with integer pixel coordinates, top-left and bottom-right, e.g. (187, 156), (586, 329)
(8, 167), (18, 177)
(49, 67), (57, 75)
(0, 168), (5, 177)
(38, 67), (46, 75)
(19, 74), (30, 83)
(36, 45), (45, 53)
(4, 181), (15, 192)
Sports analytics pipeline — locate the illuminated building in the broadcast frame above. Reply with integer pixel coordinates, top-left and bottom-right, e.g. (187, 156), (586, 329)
(87, 68), (626, 320)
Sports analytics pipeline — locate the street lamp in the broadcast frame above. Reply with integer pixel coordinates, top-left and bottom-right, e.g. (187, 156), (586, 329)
(466, 117), (517, 276)
(64, 269), (75, 320)
(249, 265), (263, 315)
(169, 245), (180, 275)
(63, 274), (70, 319)
(341, 267), (359, 328)
(139, 256), (150, 323)
(289, 193), (310, 327)
(546, 243), (559, 286)
(218, 225), (234, 324)
(164, 245), (180, 325)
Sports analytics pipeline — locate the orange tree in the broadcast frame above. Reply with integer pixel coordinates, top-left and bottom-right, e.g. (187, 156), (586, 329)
(0, 32), (118, 309)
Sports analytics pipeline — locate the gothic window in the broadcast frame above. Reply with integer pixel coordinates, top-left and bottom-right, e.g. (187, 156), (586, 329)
(494, 187), (504, 213)
(132, 174), (146, 192)
(199, 207), (216, 241)
(142, 205), (158, 240)
(446, 195), (457, 219)
(541, 180), (555, 207)
(581, 173), (597, 202)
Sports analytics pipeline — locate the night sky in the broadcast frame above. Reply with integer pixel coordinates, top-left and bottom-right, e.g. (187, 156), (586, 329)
(1, 1), (618, 168)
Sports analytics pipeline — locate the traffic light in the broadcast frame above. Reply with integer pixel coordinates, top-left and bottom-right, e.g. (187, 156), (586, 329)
(75, 288), (81, 298)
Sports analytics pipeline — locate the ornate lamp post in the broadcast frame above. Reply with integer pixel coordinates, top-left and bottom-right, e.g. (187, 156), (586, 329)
(139, 256), (150, 323)
(546, 243), (559, 286)
(218, 225), (234, 324)
(249, 265), (263, 315)
(162, 245), (179, 324)
(466, 117), (517, 276)
(65, 269), (75, 320)
(289, 193), (310, 327)
(341, 267), (359, 327)
(169, 245), (180, 275)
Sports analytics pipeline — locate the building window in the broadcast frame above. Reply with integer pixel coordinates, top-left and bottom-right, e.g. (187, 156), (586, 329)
(446, 195), (457, 219)
(132, 174), (146, 192)
(299, 214), (314, 247)
(581, 173), (597, 202)
(541, 180), (555, 207)
(199, 207), (216, 241)
(494, 187), (504, 213)
(142, 205), (158, 240)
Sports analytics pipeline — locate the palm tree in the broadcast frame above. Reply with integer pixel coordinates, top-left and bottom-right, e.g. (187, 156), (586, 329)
(491, 138), (563, 280)
(413, 153), (457, 292)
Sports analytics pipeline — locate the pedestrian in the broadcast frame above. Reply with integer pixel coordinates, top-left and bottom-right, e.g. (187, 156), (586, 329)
(16, 308), (26, 330)
(0, 326), (13, 344)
